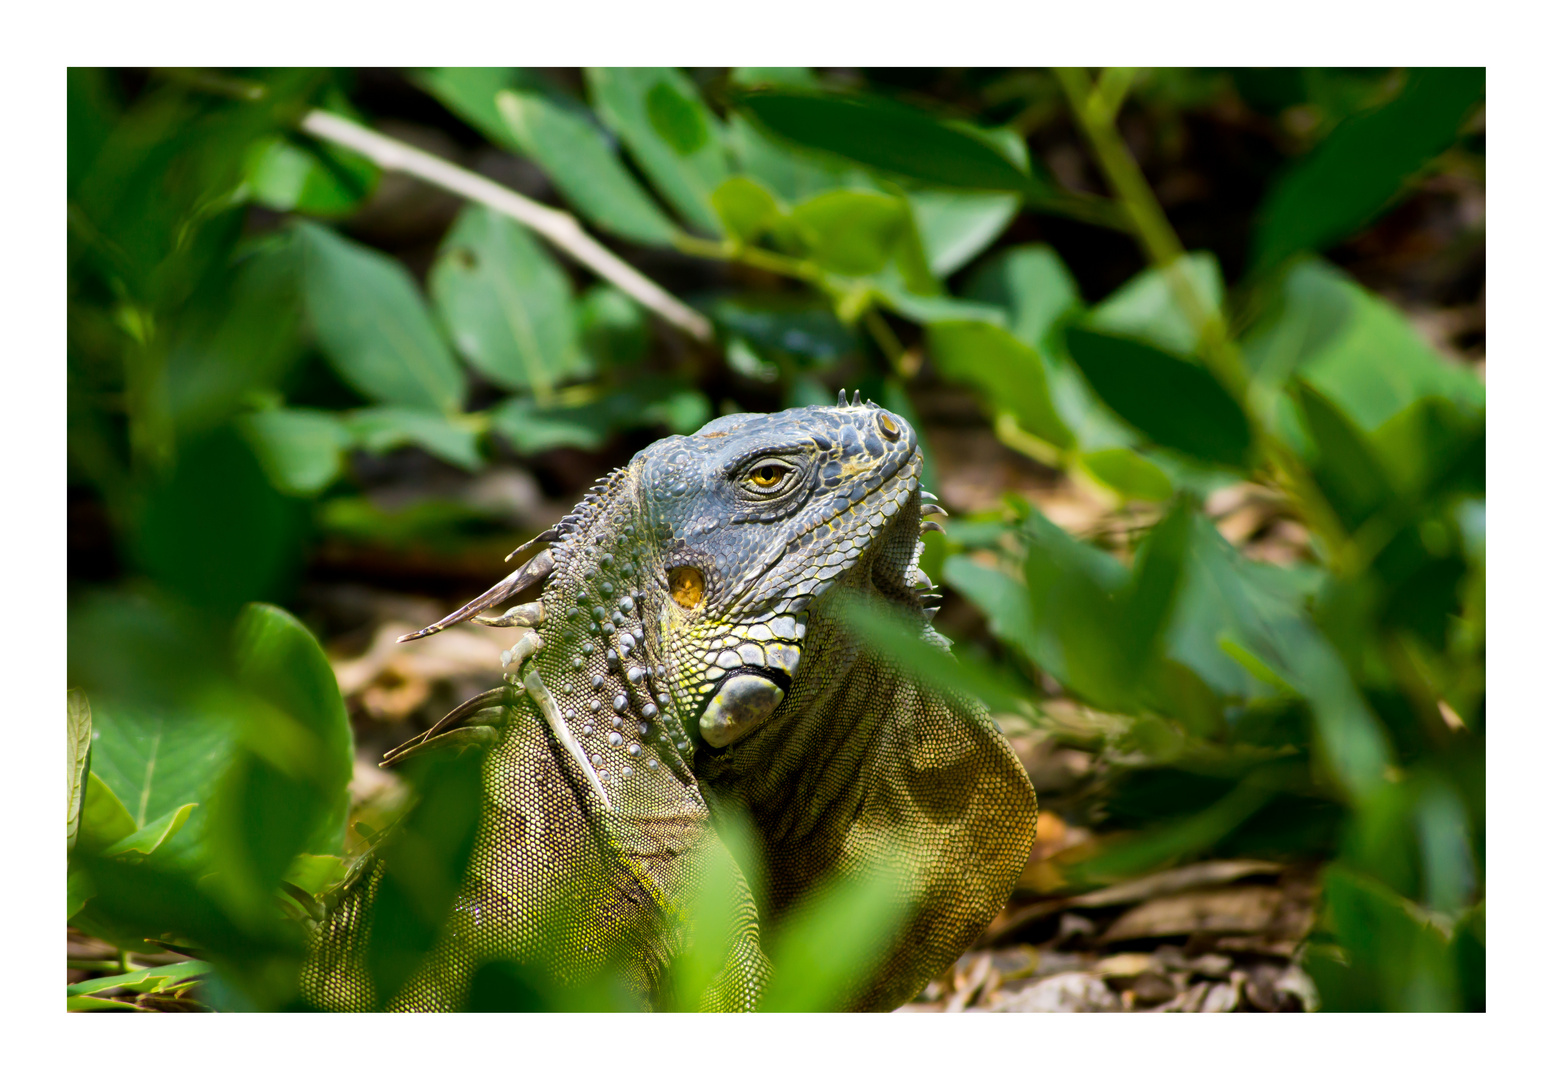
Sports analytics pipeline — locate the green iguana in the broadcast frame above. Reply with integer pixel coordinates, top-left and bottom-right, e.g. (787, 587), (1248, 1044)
(301, 394), (1037, 1011)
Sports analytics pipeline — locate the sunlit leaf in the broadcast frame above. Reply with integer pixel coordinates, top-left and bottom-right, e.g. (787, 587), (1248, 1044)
(1079, 447), (1174, 502)
(710, 176), (783, 245)
(928, 320), (1073, 450)
(102, 802), (196, 858)
(68, 689), (93, 852)
(788, 189), (910, 277)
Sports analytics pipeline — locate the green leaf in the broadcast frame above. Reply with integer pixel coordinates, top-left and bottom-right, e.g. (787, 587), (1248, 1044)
(366, 753), (485, 1007)
(1245, 259), (1483, 433)
(788, 189), (911, 277)
(1253, 68), (1484, 272)
(75, 772), (138, 852)
(577, 285), (651, 369)
(1088, 253), (1224, 357)
(963, 243), (1083, 349)
(491, 397), (612, 454)
(67, 960), (213, 999)
(240, 408), (351, 496)
(87, 702), (235, 863)
(68, 689), (93, 851)
(585, 68), (729, 235)
(285, 853), (349, 895)
(102, 802), (196, 858)
(244, 133), (377, 216)
(1291, 380), (1395, 532)
(727, 113), (860, 205)
(413, 67), (526, 148)
(430, 205), (587, 398)
(735, 89), (1044, 196)
(1065, 326), (1252, 469)
(1079, 447), (1174, 502)
(710, 176), (782, 245)
(927, 320), (1073, 449)
(346, 407), (482, 471)
(758, 863), (909, 1011)
(1314, 865), (1458, 1010)
(297, 222), (465, 412)
(208, 603), (354, 917)
(908, 189), (1020, 277)
(496, 90), (680, 247)
(704, 293), (861, 368)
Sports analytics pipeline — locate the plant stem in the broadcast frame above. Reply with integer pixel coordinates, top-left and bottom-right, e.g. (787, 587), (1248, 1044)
(1053, 67), (1356, 560)
(298, 110), (714, 344)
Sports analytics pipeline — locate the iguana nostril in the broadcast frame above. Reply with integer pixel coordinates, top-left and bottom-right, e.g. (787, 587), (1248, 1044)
(670, 565), (705, 608)
(877, 413), (901, 441)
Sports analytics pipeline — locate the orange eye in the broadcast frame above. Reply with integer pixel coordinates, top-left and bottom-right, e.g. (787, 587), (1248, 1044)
(877, 413), (901, 440)
(669, 566), (705, 609)
(751, 465), (784, 487)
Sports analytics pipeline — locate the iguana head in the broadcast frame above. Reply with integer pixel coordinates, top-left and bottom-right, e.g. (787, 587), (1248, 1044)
(399, 393), (933, 801)
(636, 395), (923, 748)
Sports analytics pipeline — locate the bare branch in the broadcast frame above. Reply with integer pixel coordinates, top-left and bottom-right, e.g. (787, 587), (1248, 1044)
(299, 109), (714, 344)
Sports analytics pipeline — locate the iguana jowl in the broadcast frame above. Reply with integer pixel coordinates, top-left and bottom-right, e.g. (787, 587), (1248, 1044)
(302, 395), (1038, 1011)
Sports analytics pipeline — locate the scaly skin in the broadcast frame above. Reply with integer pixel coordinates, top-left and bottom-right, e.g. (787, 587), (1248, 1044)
(301, 396), (1037, 1011)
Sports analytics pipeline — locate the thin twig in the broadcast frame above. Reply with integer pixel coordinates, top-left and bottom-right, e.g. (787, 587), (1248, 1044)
(298, 110), (714, 344)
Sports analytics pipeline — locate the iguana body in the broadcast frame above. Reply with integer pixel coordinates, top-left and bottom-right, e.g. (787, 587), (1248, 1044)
(302, 397), (1036, 1011)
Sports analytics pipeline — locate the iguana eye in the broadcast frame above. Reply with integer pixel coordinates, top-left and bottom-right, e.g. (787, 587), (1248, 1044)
(741, 459), (796, 495)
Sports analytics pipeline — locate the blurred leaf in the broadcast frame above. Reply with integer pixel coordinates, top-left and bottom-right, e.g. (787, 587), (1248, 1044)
(788, 189), (910, 277)
(735, 89), (1044, 196)
(1253, 68), (1484, 272)
(908, 189), (1020, 277)
(963, 243), (1082, 350)
(430, 204), (587, 398)
(578, 285), (652, 369)
(207, 604), (353, 919)
(497, 90), (680, 247)
(240, 408), (351, 496)
(710, 175), (782, 245)
(68, 689), (93, 852)
(1292, 380), (1394, 532)
(346, 406), (482, 471)
(928, 320), (1073, 449)
(67, 67), (121, 194)
(1313, 865), (1458, 1010)
(1088, 253), (1223, 357)
(731, 67), (819, 89)
(413, 67), (526, 148)
(75, 772), (138, 853)
(1066, 326), (1251, 469)
(704, 293), (860, 368)
(244, 133), (376, 216)
(491, 398), (612, 454)
(1079, 447), (1174, 502)
(836, 596), (1028, 714)
(67, 960), (213, 999)
(133, 425), (304, 614)
(759, 863), (909, 1011)
(586, 67), (728, 235)
(284, 853), (348, 896)
(103, 802), (196, 858)
(164, 235), (304, 434)
(1075, 772), (1282, 883)
(297, 222), (465, 412)
(366, 753), (485, 1006)
(1246, 260), (1483, 434)
(727, 112), (859, 205)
